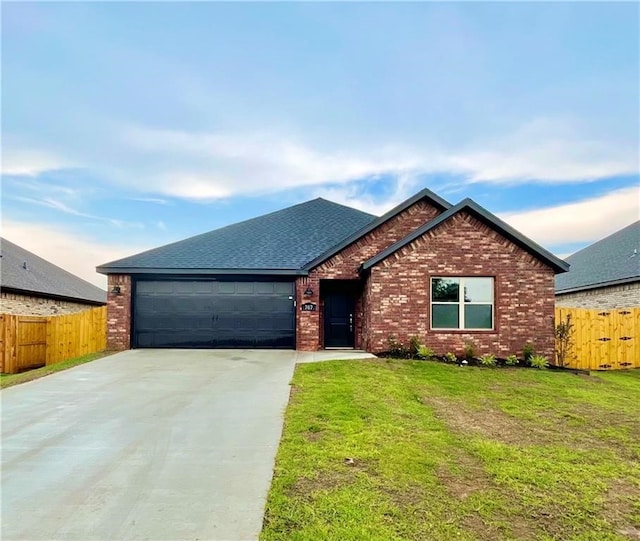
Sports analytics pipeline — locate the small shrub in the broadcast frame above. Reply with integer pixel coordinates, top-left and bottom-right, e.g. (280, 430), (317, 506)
(479, 353), (497, 367)
(416, 345), (436, 360)
(387, 336), (410, 359)
(530, 355), (549, 369)
(555, 314), (575, 368)
(444, 352), (457, 364)
(409, 335), (423, 358)
(523, 342), (535, 362)
(463, 340), (477, 360)
(505, 354), (519, 366)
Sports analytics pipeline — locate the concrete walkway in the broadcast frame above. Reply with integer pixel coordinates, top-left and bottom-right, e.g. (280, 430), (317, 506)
(1, 349), (374, 541)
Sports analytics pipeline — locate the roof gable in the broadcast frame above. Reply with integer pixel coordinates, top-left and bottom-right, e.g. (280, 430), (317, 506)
(302, 188), (451, 270)
(0, 238), (107, 304)
(555, 220), (639, 293)
(98, 198), (376, 274)
(361, 198), (570, 274)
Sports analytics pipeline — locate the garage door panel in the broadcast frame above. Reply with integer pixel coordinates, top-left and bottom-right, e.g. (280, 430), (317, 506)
(134, 280), (295, 348)
(218, 282), (236, 294)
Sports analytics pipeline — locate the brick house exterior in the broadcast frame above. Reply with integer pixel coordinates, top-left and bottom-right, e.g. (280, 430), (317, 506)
(295, 199), (442, 351)
(99, 189), (568, 358)
(360, 212), (555, 357)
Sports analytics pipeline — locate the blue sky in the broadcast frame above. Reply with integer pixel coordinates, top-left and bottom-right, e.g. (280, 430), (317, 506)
(2, 2), (638, 288)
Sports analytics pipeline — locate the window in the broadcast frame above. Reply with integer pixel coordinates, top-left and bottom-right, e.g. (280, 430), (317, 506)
(431, 277), (494, 330)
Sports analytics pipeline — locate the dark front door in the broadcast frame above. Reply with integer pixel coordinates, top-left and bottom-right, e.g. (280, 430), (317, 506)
(324, 292), (355, 348)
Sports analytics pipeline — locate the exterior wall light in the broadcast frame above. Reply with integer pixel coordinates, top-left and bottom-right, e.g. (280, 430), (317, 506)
(304, 287), (314, 296)
(111, 286), (121, 295)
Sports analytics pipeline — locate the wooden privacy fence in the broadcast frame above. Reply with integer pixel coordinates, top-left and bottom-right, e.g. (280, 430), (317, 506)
(0, 306), (107, 374)
(555, 307), (639, 371)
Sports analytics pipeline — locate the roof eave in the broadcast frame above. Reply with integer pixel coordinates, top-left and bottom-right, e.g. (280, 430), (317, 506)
(0, 286), (106, 306)
(96, 266), (309, 277)
(555, 276), (640, 295)
(302, 188), (452, 271)
(361, 198), (570, 274)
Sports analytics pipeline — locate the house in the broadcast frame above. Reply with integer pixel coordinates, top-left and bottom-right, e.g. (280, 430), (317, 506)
(0, 238), (106, 315)
(97, 188), (569, 358)
(555, 221), (640, 309)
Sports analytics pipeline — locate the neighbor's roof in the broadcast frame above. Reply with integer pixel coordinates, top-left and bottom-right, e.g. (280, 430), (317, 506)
(360, 198), (570, 274)
(97, 198), (376, 274)
(1, 238), (107, 304)
(555, 221), (640, 294)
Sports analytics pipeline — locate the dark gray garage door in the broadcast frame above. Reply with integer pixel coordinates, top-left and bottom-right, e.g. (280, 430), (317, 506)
(134, 280), (295, 348)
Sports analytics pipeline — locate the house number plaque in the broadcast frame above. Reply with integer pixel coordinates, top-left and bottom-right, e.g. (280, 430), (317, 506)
(301, 302), (317, 312)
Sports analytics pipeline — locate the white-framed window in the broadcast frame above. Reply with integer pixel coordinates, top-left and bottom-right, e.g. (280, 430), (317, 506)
(431, 277), (494, 330)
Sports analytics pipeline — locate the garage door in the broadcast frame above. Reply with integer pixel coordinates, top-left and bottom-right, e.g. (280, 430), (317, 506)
(133, 280), (295, 348)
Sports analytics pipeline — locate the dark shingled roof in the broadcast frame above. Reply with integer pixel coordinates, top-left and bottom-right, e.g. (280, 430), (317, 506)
(555, 221), (640, 294)
(1, 238), (107, 304)
(97, 198), (376, 274)
(302, 187), (451, 270)
(360, 198), (570, 274)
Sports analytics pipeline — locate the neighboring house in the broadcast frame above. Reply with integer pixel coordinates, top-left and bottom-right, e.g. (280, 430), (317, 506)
(1, 238), (107, 315)
(555, 221), (640, 309)
(97, 189), (568, 358)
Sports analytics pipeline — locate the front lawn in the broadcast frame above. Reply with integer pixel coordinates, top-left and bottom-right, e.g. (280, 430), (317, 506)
(0, 352), (109, 389)
(261, 360), (640, 541)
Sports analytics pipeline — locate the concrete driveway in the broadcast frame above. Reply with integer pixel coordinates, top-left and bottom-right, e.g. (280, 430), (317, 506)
(1, 349), (374, 541)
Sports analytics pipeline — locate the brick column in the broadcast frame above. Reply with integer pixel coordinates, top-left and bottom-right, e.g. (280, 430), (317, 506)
(296, 275), (321, 350)
(107, 274), (132, 351)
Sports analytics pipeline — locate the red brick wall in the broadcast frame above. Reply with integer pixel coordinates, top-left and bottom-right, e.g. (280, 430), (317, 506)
(297, 199), (443, 350)
(106, 274), (132, 351)
(295, 275), (321, 351)
(362, 211), (556, 359)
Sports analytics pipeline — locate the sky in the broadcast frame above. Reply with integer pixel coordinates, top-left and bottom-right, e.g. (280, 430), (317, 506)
(2, 2), (638, 290)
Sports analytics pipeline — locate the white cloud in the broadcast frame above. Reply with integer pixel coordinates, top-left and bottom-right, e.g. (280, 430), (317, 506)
(129, 197), (170, 205)
(9, 195), (98, 219)
(1, 220), (152, 289)
(114, 118), (638, 201)
(454, 118), (637, 184)
(7, 195), (146, 230)
(122, 126), (423, 200)
(311, 174), (422, 216)
(1, 148), (72, 176)
(498, 186), (640, 248)
(5, 117), (636, 204)
(312, 186), (399, 216)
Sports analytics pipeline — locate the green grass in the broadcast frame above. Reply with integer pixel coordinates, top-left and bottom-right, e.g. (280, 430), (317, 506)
(261, 361), (640, 541)
(0, 351), (110, 388)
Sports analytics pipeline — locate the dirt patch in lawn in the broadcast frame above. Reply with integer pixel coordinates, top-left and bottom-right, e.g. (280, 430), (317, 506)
(423, 395), (638, 455)
(287, 459), (377, 499)
(423, 396), (556, 446)
(436, 450), (492, 500)
(436, 449), (541, 540)
(303, 431), (324, 443)
(602, 479), (640, 538)
(288, 471), (348, 498)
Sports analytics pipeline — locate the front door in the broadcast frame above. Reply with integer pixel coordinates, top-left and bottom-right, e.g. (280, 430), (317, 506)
(324, 292), (355, 348)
